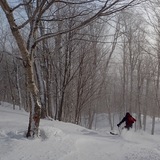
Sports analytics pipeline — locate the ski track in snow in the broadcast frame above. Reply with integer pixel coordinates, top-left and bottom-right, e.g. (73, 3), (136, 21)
(1, 105), (160, 160)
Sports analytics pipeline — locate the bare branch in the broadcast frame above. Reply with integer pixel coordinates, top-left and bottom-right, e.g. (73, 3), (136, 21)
(32, 0), (138, 49)
(56, 0), (94, 5)
(11, 0), (32, 12)
(18, 0), (47, 29)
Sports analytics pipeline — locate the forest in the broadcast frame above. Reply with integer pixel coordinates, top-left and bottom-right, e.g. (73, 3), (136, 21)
(0, 0), (159, 137)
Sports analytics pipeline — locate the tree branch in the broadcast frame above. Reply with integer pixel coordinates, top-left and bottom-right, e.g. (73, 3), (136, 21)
(11, 0), (32, 12)
(32, 0), (138, 49)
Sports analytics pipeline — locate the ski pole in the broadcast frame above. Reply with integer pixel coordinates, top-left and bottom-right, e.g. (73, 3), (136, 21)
(118, 126), (121, 135)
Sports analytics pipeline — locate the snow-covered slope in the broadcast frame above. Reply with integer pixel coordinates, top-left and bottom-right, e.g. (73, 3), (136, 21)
(0, 103), (160, 160)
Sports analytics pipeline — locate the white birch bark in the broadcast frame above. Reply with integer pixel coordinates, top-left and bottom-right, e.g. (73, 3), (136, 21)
(0, 0), (41, 137)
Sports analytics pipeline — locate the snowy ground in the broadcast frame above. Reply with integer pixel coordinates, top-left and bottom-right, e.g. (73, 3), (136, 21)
(1, 103), (160, 160)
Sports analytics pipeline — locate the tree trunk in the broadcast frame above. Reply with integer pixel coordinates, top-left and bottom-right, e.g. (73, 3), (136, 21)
(14, 59), (23, 110)
(6, 59), (15, 110)
(143, 77), (149, 131)
(34, 59), (46, 118)
(0, 1), (41, 137)
(136, 60), (143, 129)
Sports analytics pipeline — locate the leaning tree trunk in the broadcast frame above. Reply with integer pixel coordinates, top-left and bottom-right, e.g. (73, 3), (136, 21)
(0, 1), (41, 137)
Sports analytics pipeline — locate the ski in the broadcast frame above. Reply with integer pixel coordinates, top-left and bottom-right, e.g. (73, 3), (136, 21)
(110, 131), (118, 135)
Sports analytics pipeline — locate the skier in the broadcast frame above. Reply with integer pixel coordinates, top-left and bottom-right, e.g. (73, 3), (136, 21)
(117, 112), (136, 130)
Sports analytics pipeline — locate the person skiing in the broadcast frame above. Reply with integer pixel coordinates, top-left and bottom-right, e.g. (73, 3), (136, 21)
(117, 112), (136, 130)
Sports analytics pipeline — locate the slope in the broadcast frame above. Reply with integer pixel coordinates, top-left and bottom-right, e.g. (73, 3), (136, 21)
(0, 103), (160, 160)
